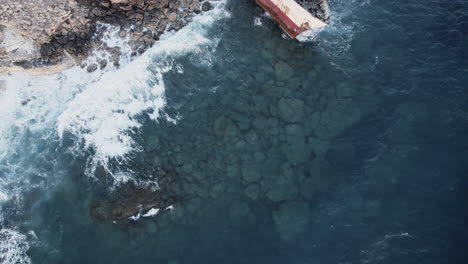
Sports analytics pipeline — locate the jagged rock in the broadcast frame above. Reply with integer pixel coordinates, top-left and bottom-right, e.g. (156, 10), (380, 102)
(87, 63), (98, 72)
(90, 183), (176, 223)
(201, 1), (212, 12)
(273, 201), (311, 243)
(98, 59), (108, 70)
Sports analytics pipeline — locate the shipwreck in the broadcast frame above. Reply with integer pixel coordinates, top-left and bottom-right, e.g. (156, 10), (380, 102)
(256, 0), (331, 38)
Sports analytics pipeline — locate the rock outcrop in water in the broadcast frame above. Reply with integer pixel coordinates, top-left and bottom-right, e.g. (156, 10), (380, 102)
(90, 183), (178, 225)
(0, 0), (208, 74)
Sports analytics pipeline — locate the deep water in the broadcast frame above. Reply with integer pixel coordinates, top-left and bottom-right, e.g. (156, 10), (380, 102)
(1, 0), (468, 263)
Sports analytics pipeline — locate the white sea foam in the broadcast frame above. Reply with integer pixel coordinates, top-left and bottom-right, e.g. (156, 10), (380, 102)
(0, 229), (31, 264)
(129, 213), (141, 221)
(0, 2), (228, 261)
(142, 208), (160, 217)
(58, 1), (229, 182)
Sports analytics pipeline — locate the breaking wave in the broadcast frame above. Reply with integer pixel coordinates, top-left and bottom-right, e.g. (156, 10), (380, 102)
(0, 1), (229, 260)
(0, 228), (31, 264)
(57, 1), (229, 182)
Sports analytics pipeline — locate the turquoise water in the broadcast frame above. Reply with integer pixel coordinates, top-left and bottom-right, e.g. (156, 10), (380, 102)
(1, 0), (467, 263)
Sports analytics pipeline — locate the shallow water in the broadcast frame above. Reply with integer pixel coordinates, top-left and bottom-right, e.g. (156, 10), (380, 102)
(1, 0), (467, 263)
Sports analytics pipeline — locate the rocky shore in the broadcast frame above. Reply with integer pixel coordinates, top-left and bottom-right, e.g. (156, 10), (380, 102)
(0, 0), (212, 75)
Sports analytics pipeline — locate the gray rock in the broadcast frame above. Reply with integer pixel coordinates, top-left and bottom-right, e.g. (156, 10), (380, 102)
(277, 98), (304, 123)
(87, 63), (98, 72)
(201, 1), (212, 12)
(273, 201), (311, 243)
(98, 59), (108, 70)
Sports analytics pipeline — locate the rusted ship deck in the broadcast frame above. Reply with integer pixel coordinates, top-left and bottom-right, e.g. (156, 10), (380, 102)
(256, 0), (329, 39)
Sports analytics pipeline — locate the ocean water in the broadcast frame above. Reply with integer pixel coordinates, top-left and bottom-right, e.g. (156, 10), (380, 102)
(0, 0), (467, 263)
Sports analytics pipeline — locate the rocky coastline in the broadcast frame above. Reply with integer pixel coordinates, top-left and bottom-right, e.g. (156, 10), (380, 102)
(0, 0), (213, 75)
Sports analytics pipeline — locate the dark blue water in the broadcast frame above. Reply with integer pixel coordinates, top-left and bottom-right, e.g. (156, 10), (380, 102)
(1, 0), (467, 263)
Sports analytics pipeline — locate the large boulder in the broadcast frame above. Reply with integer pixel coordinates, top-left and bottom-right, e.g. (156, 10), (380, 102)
(273, 201), (311, 243)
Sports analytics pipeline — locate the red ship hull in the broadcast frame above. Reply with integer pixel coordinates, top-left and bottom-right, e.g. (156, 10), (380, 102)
(256, 0), (305, 38)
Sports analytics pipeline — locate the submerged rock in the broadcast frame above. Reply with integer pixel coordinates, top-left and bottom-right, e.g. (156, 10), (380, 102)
(275, 60), (294, 81)
(213, 117), (237, 137)
(273, 201), (311, 243)
(90, 183), (177, 224)
(266, 171), (299, 202)
(315, 98), (363, 139)
(277, 98), (304, 123)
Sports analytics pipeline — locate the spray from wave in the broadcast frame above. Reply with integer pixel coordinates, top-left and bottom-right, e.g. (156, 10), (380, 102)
(57, 1), (229, 184)
(0, 228), (31, 264)
(0, 1), (229, 260)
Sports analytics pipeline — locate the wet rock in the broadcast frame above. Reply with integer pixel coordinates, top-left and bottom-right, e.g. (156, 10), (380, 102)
(87, 63), (98, 72)
(98, 59), (108, 70)
(118, 30), (127, 38)
(277, 98), (304, 123)
(273, 201), (311, 243)
(90, 183), (176, 223)
(167, 12), (177, 22)
(201, 1), (212, 12)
